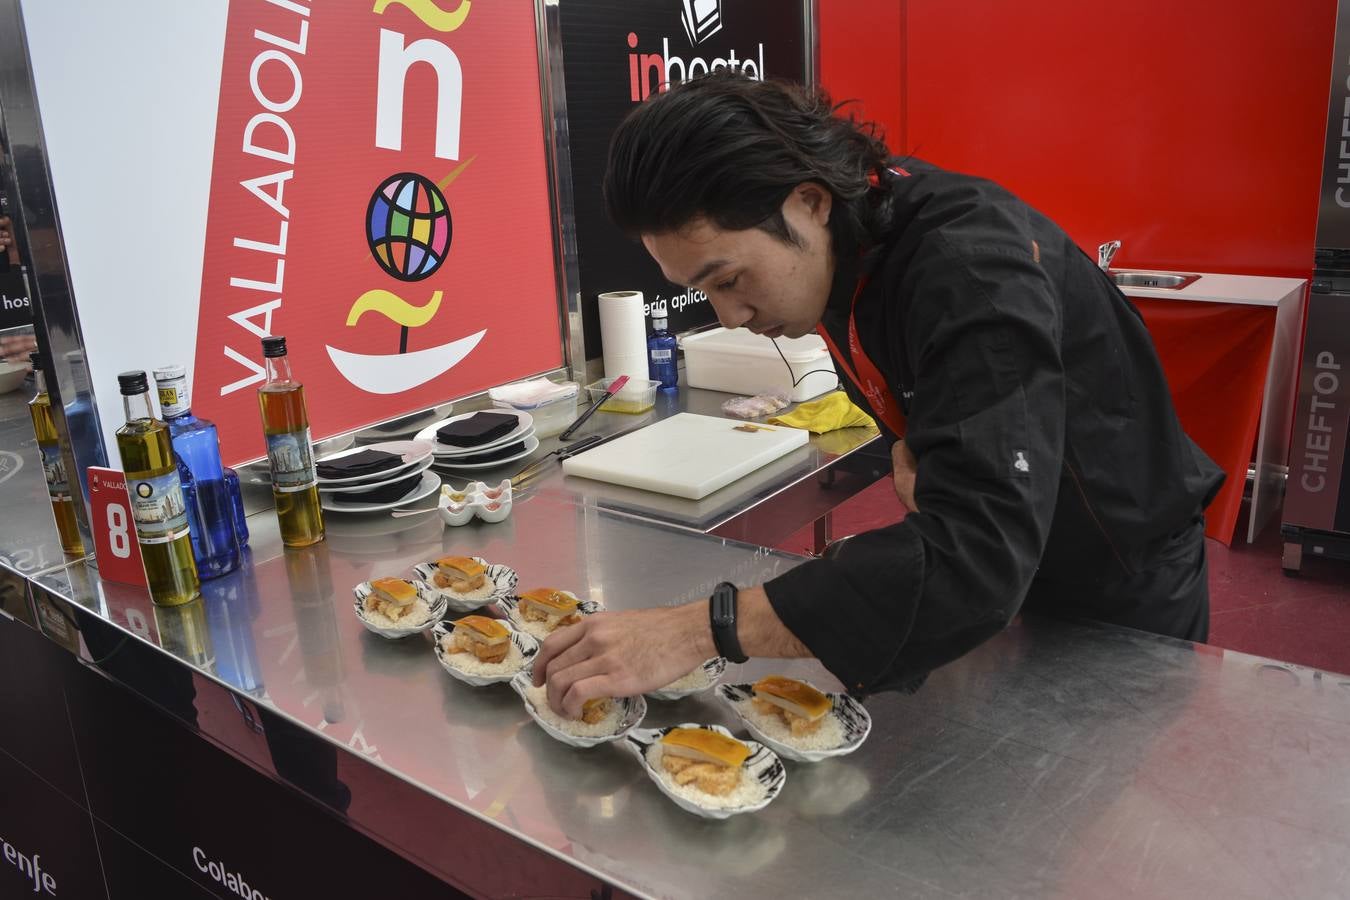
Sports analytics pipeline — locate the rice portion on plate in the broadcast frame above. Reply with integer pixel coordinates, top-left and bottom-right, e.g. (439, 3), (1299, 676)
(441, 635), (526, 676)
(643, 743), (770, 810)
(522, 683), (623, 737)
(438, 576), (497, 604)
(362, 598), (432, 630)
(728, 697), (846, 751)
(660, 666), (713, 693)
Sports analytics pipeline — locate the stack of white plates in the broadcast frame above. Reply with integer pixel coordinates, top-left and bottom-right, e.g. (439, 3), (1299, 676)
(415, 410), (540, 470)
(316, 440), (441, 513)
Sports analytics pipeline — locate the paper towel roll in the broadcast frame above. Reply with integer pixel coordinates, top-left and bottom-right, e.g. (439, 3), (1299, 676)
(598, 291), (650, 381)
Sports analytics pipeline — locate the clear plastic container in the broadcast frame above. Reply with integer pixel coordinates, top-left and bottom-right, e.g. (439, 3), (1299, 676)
(489, 379), (580, 438)
(585, 377), (660, 414)
(680, 327), (838, 402)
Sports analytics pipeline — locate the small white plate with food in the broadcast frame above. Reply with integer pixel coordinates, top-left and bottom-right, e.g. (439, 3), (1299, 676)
(624, 724), (786, 819)
(351, 577), (446, 639)
(717, 676), (872, 763)
(646, 657), (728, 701)
(412, 555), (519, 612)
(510, 672), (646, 748)
(496, 588), (604, 641)
(431, 616), (539, 686)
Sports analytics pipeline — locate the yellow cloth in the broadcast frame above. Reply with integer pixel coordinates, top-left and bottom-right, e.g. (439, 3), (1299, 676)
(767, 391), (876, 434)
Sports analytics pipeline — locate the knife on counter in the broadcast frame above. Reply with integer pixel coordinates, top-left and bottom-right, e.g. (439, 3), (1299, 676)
(559, 375), (629, 442)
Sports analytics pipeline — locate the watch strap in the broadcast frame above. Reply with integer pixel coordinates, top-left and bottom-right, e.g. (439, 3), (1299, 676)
(709, 582), (748, 664)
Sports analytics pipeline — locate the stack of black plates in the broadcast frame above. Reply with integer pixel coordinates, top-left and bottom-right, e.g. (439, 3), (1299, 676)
(315, 440), (441, 513)
(415, 410), (540, 470)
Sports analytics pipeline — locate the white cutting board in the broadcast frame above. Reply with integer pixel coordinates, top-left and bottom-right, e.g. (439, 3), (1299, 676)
(561, 413), (809, 500)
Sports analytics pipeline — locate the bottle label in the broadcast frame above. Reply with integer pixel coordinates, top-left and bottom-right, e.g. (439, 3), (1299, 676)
(40, 442), (71, 499)
(157, 380), (190, 418)
(650, 349), (673, 361)
(266, 428), (317, 492)
(128, 470), (191, 544)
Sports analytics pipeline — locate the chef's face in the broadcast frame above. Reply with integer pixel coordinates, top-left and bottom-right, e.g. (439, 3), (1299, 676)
(642, 183), (835, 339)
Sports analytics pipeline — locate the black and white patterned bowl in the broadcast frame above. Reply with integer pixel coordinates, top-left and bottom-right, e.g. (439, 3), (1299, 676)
(509, 672), (645, 748)
(717, 682), (872, 763)
(431, 619), (539, 686)
(624, 723), (786, 819)
(645, 657), (728, 701)
(496, 590), (604, 636)
(351, 579), (447, 639)
(412, 557), (518, 613)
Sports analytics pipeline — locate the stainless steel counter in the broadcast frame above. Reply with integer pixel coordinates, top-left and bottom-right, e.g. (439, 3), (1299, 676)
(530, 384), (886, 549)
(323, 380), (888, 552)
(6, 392), (1350, 898)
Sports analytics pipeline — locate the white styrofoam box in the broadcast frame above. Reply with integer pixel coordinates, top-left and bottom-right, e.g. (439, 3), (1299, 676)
(680, 327), (838, 402)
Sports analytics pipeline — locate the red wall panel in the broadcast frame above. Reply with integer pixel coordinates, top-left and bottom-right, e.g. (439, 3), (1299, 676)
(818, 0), (905, 152)
(899, 0), (1335, 278)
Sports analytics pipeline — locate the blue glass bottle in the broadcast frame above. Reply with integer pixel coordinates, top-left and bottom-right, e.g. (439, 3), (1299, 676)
(153, 365), (240, 579)
(647, 302), (678, 392)
(223, 466), (250, 547)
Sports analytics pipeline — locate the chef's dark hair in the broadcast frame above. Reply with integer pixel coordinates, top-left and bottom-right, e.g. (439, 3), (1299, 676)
(604, 72), (894, 255)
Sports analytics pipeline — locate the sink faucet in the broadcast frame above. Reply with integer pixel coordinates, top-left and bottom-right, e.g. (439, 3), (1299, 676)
(1097, 240), (1121, 271)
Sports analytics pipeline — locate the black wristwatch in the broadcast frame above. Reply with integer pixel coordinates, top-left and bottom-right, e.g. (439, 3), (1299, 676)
(709, 582), (748, 664)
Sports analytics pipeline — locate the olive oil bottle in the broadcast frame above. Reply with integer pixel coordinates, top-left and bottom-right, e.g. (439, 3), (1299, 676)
(115, 371), (200, 606)
(28, 352), (85, 556)
(257, 336), (325, 547)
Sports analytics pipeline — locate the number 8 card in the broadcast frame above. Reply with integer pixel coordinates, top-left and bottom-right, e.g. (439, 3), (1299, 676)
(87, 466), (149, 587)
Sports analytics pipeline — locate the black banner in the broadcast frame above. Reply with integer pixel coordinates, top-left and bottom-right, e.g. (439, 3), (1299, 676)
(559, 0), (809, 354)
(0, 267), (31, 330)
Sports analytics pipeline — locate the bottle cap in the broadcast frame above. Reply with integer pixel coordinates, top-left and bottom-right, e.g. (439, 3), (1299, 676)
(117, 371), (149, 396)
(29, 351), (42, 368)
(152, 364), (186, 382)
(261, 336), (287, 358)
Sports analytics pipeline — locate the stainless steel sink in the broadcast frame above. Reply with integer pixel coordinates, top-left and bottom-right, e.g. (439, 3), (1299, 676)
(1110, 271), (1201, 290)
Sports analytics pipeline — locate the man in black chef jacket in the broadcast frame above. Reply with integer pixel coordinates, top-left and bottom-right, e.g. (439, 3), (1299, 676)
(532, 72), (1224, 714)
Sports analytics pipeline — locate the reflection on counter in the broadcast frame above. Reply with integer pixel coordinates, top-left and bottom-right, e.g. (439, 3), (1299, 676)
(284, 542), (345, 724)
(153, 597), (215, 671)
(202, 547), (264, 695)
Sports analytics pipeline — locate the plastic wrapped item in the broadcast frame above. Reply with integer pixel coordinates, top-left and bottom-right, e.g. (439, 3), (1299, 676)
(721, 393), (791, 420)
(489, 378), (580, 438)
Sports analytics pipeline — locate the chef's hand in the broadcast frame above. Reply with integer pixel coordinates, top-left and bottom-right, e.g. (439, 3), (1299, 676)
(532, 604), (713, 719)
(891, 439), (919, 511)
(532, 587), (812, 719)
(0, 333), (37, 368)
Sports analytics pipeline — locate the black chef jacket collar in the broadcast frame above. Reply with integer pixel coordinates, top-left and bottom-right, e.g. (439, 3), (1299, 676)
(821, 167), (914, 318)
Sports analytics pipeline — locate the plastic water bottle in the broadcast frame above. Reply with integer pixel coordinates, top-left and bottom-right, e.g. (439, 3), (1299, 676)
(647, 302), (678, 392)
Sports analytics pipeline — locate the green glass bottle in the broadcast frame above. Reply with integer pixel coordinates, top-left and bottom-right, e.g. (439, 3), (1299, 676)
(114, 371), (200, 606)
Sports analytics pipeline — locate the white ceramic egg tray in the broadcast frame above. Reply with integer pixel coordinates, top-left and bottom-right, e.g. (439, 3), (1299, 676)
(439, 479), (513, 526)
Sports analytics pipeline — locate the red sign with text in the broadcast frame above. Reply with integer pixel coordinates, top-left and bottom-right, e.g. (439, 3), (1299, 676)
(87, 467), (150, 588)
(193, 0), (563, 464)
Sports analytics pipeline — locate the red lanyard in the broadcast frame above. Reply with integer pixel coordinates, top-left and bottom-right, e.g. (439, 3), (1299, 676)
(815, 275), (907, 438)
(815, 165), (911, 437)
